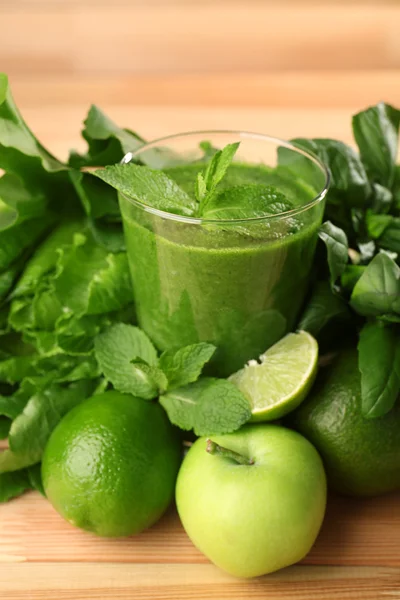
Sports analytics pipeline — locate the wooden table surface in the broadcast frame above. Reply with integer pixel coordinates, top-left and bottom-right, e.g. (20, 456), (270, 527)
(1, 72), (400, 599)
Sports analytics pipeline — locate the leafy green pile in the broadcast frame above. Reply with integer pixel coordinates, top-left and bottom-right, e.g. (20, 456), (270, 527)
(0, 70), (399, 502)
(0, 74), (251, 502)
(296, 102), (400, 419)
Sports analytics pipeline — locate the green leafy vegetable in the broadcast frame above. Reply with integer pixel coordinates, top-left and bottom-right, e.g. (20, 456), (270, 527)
(352, 102), (400, 188)
(318, 221), (349, 288)
(93, 163), (197, 217)
(0, 74), (67, 186)
(196, 142), (240, 214)
(159, 377), (251, 436)
(159, 343), (216, 390)
(358, 321), (400, 418)
(350, 253), (400, 317)
(69, 105), (144, 168)
(200, 184), (294, 221)
(0, 379), (96, 473)
(0, 470), (32, 503)
(298, 281), (350, 337)
(94, 324), (166, 399)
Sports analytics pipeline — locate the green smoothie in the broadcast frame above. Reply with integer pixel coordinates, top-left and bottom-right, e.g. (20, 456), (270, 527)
(119, 160), (324, 376)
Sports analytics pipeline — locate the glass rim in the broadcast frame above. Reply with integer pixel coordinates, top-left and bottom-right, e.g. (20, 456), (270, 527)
(120, 130), (330, 225)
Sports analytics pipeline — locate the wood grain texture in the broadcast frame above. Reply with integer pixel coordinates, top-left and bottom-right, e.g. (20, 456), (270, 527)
(1, 491), (400, 567)
(0, 563), (399, 600)
(2, 5), (400, 75)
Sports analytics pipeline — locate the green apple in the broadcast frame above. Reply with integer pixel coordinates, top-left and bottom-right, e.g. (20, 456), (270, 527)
(176, 424), (327, 578)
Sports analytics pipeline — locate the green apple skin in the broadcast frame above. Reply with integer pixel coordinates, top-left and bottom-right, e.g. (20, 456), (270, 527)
(176, 424), (327, 578)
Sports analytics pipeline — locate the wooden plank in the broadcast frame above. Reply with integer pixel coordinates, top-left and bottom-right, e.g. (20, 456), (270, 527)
(1, 492), (399, 567)
(9, 72), (400, 109)
(0, 563), (398, 599)
(1, 6), (400, 76)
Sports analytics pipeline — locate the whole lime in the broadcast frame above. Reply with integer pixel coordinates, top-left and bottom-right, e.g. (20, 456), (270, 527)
(290, 347), (400, 496)
(42, 391), (182, 537)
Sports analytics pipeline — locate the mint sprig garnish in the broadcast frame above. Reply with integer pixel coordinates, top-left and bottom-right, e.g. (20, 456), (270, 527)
(195, 141), (240, 215)
(160, 378), (251, 436)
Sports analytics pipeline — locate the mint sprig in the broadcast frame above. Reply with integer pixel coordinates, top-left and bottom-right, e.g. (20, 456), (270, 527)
(195, 141), (239, 215)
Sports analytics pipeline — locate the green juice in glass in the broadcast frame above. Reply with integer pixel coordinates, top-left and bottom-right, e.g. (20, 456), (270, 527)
(119, 134), (328, 377)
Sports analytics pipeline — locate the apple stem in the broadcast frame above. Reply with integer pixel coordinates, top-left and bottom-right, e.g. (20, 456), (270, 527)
(206, 439), (254, 465)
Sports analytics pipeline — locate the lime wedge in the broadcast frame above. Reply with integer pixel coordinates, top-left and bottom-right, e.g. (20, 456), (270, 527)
(229, 331), (319, 422)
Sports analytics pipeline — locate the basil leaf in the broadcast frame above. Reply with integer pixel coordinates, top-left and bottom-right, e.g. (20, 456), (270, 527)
(358, 321), (400, 418)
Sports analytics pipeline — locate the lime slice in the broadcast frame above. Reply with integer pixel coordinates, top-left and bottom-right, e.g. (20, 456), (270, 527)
(229, 331), (318, 422)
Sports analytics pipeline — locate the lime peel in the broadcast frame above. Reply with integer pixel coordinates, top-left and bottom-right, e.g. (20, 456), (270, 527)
(229, 331), (319, 422)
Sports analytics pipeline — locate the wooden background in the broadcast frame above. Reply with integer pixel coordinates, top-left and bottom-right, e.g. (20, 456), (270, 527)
(1, 1), (400, 598)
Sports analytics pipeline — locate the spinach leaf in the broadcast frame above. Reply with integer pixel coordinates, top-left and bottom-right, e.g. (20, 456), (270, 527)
(350, 253), (400, 317)
(353, 102), (400, 188)
(298, 280), (350, 337)
(358, 321), (400, 418)
(318, 221), (349, 288)
(291, 138), (372, 210)
(379, 219), (400, 254)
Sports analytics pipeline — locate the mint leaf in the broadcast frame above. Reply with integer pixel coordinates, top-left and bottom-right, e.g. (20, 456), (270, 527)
(93, 163), (197, 217)
(201, 184), (294, 221)
(196, 142), (240, 214)
(318, 221), (349, 288)
(159, 377), (251, 436)
(94, 324), (164, 399)
(353, 102), (400, 188)
(358, 322), (400, 418)
(298, 280), (350, 337)
(350, 253), (400, 317)
(159, 343), (216, 390)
